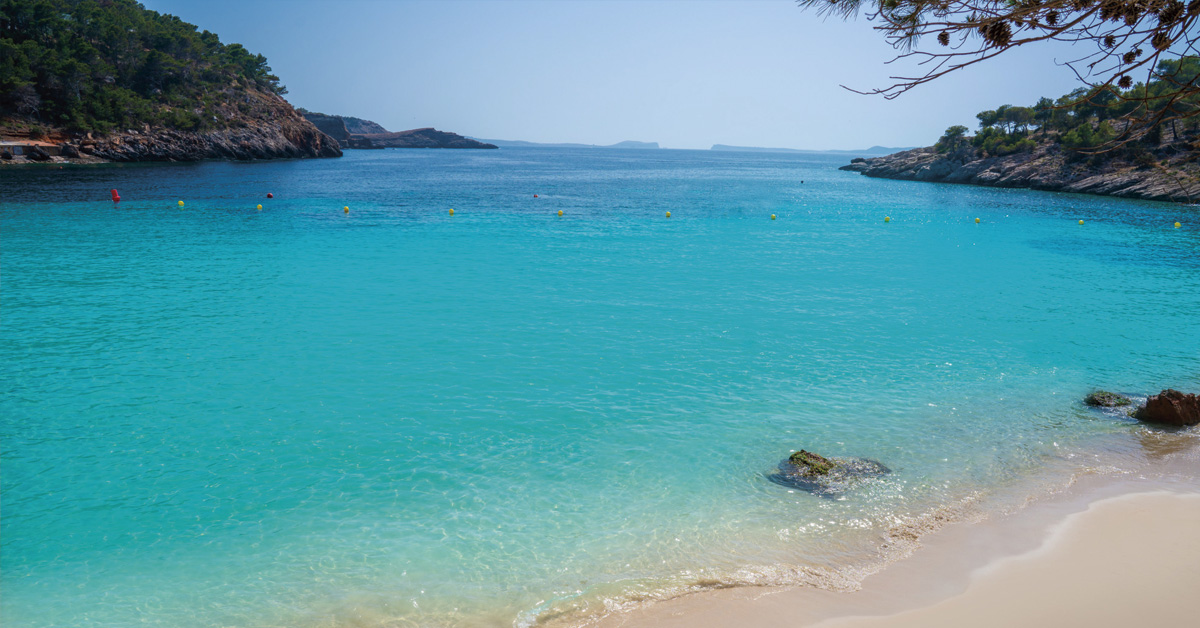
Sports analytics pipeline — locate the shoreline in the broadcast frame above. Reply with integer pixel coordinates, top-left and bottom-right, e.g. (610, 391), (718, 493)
(568, 437), (1200, 628)
(838, 146), (1200, 205)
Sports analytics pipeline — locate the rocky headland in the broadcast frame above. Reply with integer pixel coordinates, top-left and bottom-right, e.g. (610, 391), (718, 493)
(300, 112), (497, 150)
(0, 1), (341, 165)
(839, 142), (1199, 203)
(2, 89), (342, 164)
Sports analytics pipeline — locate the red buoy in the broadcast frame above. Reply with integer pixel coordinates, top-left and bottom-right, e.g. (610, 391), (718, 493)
(533, 194), (539, 198)
(110, 189), (121, 202)
(267, 193), (274, 198)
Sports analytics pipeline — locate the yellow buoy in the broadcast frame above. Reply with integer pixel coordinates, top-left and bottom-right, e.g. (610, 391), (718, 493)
(771, 214), (776, 220)
(344, 206), (349, 213)
(885, 216), (891, 223)
(974, 217), (980, 223)
(256, 204), (262, 210)
(1078, 220), (1084, 225)
(558, 210), (563, 216)
(1176, 222), (1182, 228)
(449, 208), (455, 216)
(178, 200), (184, 207)
(665, 211), (671, 218)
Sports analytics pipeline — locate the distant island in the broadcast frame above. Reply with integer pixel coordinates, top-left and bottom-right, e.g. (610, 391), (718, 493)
(839, 57), (1200, 204)
(473, 139), (660, 149)
(711, 144), (913, 155)
(0, 0), (341, 163)
(300, 111), (496, 149)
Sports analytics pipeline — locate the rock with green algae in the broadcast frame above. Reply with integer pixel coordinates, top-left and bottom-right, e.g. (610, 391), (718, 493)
(1085, 391), (1132, 407)
(770, 450), (891, 497)
(788, 450), (837, 475)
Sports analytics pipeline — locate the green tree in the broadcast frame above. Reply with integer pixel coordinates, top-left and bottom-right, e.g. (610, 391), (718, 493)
(935, 124), (969, 152)
(794, 0), (1200, 142)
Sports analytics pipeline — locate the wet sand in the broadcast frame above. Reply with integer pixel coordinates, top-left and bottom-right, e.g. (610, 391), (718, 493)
(590, 471), (1200, 628)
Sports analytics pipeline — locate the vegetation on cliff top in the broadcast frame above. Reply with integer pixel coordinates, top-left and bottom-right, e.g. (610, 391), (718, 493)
(934, 56), (1199, 161)
(1, 0), (287, 135)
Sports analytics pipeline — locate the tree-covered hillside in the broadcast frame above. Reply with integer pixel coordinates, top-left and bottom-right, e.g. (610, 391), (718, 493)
(0, 0), (287, 134)
(935, 56), (1200, 160)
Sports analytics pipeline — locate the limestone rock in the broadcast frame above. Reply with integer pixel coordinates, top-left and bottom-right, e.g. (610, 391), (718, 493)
(839, 143), (1199, 203)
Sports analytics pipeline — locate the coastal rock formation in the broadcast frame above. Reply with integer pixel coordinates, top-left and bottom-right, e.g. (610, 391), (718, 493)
(355, 128), (498, 149)
(1085, 391), (1132, 407)
(80, 92), (342, 162)
(839, 145), (1200, 203)
(300, 112), (351, 146)
(1135, 390), (1200, 427)
(342, 116), (388, 135)
(769, 450), (890, 496)
(4, 90), (342, 164)
(299, 111), (496, 149)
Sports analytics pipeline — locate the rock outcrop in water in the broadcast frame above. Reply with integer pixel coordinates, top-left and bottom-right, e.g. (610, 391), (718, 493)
(1085, 391), (1133, 407)
(769, 450), (890, 496)
(1135, 389), (1200, 427)
(838, 144), (1199, 204)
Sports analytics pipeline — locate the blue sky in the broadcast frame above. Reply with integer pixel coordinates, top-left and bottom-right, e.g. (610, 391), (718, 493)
(142, 0), (1089, 150)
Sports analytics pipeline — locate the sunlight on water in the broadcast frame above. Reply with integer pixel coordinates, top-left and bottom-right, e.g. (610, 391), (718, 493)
(2, 149), (1198, 627)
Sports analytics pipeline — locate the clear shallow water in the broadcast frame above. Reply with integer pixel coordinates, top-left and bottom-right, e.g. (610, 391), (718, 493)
(2, 148), (1198, 627)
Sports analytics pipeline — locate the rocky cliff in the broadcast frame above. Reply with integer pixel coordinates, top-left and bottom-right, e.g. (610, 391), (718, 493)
(4, 89), (342, 164)
(85, 91), (341, 162)
(300, 112), (351, 146)
(343, 116), (389, 135)
(840, 142), (1199, 204)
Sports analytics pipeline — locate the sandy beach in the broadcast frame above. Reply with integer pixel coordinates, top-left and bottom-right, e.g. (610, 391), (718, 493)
(591, 468), (1200, 628)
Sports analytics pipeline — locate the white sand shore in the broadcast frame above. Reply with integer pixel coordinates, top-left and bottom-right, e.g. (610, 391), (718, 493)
(591, 475), (1200, 628)
(815, 491), (1200, 628)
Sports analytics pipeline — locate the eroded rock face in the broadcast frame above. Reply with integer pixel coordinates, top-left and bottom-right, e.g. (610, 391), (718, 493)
(82, 89), (342, 162)
(839, 144), (1199, 203)
(769, 451), (890, 497)
(1085, 391), (1132, 407)
(301, 112), (351, 146)
(1135, 390), (1200, 427)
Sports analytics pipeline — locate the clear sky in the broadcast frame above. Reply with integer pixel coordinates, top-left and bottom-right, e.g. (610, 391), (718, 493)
(141, 0), (1089, 150)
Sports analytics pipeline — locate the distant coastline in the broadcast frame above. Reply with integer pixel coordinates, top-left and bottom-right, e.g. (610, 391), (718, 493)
(472, 138), (660, 149)
(711, 144), (914, 155)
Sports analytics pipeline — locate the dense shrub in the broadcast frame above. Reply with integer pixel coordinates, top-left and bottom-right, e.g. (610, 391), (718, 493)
(0, 0), (287, 133)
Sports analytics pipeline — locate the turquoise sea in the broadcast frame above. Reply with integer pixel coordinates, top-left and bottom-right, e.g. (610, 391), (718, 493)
(2, 148), (1198, 627)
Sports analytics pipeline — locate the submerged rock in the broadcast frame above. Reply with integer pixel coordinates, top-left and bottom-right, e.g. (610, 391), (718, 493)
(1085, 391), (1132, 407)
(770, 451), (890, 496)
(1134, 389), (1200, 427)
